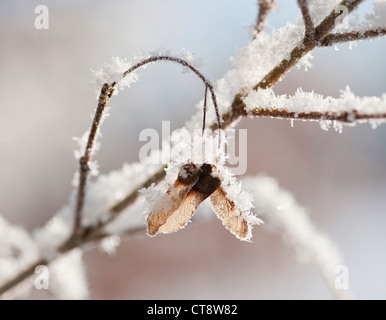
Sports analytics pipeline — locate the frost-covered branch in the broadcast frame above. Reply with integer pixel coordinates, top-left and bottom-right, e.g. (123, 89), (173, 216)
(297, 0), (315, 40)
(220, 0), (380, 131)
(255, 0), (276, 36)
(87, 167), (166, 238)
(243, 176), (351, 300)
(243, 87), (386, 131)
(252, 0), (363, 90)
(320, 27), (386, 46)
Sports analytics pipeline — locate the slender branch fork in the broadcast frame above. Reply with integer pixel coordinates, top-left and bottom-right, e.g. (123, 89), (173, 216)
(1, 0), (385, 297)
(222, 0), (386, 125)
(320, 27), (386, 46)
(255, 0), (276, 36)
(298, 0), (315, 40)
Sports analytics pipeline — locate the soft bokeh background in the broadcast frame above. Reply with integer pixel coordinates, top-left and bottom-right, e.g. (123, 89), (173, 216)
(0, 0), (385, 299)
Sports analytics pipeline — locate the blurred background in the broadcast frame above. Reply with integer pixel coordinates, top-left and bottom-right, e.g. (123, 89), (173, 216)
(0, 0), (385, 299)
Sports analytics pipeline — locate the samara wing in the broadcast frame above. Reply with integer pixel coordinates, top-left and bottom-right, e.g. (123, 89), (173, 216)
(158, 189), (207, 233)
(159, 163), (221, 233)
(147, 164), (201, 236)
(210, 186), (249, 240)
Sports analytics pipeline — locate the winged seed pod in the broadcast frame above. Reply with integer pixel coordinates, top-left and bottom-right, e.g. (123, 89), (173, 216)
(147, 163), (259, 241)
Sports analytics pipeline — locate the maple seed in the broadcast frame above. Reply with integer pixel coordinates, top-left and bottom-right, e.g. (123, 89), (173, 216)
(210, 187), (248, 239)
(192, 163), (221, 195)
(177, 163), (201, 184)
(147, 164), (222, 235)
(147, 164), (201, 236)
(147, 163), (250, 240)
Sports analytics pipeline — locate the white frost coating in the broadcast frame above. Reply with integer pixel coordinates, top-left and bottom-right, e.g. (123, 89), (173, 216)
(180, 48), (204, 74)
(73, 131), (101, 179)
(49, 249), (89, 300)
(141, 129), (261, 241)
(212, 165), (263, 242)
(73, 131), (90, 161)
(105, 197), (147, 236)
(243, 86), (386, 130)
(0, 216), (40, 298)
(172, 128), (226, 165)
(186, 19), (309, 131)
(243, 175), (351, 299)
(81, 162), (163, 227)
(92, 49), (204, 97)
(308, 0), (341, 26)
(350, 0), (386, 31)
(232, 22), (305, 92)
(33, 206), (73, 260)
(99, 235), (122, 256)
(185, 0), (386, 132)
(149, 48), (204, 74)
(244, 86), (386, 115)
(296, 52), (313, 72)
(140, 129), (228, 218)
(32, 162), (162, 259)
(92, 56), (141, 96)
(365, 0), (386, 29)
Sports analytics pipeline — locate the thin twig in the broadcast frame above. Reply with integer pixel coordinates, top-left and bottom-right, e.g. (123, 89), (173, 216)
(73, 83), (116, 237)
(297, 0), (315, 41)
(255, 0), (276, 36)
(320, 28), (386, 46)
(243, 108), (386, 123)
(203, 85), (208, 133)
(0, 258), (47, 297)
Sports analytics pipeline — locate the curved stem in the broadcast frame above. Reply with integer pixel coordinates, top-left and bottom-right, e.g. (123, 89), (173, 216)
(203, 85), (208, 133)
(122, 55), (221, 130)
(72, 55), (221, 238)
